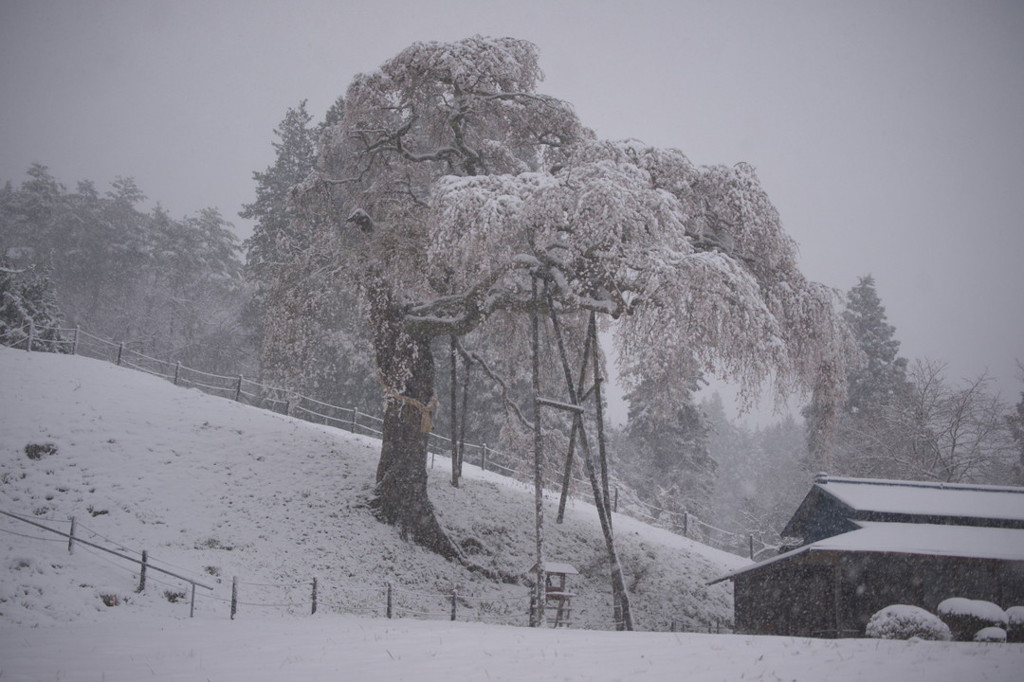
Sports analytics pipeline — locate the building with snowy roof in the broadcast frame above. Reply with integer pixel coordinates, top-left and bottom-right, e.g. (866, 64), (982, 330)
(711, 475), (1024, 638)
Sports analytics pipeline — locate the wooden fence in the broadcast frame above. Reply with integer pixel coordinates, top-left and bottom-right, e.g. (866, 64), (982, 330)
(1, 322), (773, 560)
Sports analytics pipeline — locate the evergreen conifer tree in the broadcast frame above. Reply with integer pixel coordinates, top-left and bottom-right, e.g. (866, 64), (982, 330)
(622, 376), (715, 519)
(241, 100), (318, 267)
(242, 99), (378, 406)
(0, 259), (66, 352)
(807, 275), (911, 475)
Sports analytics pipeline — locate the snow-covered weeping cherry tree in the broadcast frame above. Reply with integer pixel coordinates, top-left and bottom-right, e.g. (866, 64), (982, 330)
(290, 35), (853, 598)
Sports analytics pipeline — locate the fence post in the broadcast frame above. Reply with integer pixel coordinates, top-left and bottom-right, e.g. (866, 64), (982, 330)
(749, 535), (755, 560)
(137, 550), (148, 592)
(116, 342), (124, 366)
(27, 321), (35, 352)
(235, 375), (244, 402)
(481, 443), (488, 472)
(311, 577), (318, 615)
(450, 589), (458, 621)
(231, 576), (238, 620)
(351, 408), (358, 433)
(614, 486), (619, 513)
(190, 582), (197, 618)
(73, 326), (80, 355)
(683, 512), (688, 537)
(174, 362), (181, 385)
(67, 516), (76, 554)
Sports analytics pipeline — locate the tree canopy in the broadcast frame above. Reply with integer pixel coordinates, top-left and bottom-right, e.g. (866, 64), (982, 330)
(276, 36), (854, 627)
(297, 36), (851, 405)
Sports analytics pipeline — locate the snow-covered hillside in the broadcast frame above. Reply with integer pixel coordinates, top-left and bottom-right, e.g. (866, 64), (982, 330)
(2, 346), (1020, 681)
(0, 345), (743, 630)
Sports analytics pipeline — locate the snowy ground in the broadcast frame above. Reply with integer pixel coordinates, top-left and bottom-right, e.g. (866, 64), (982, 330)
(3, 613), (1021, 682)
(1, 346), (1021, 680)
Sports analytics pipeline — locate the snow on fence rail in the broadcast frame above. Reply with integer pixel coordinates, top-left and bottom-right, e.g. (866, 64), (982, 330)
(3, 506), (734, 631)
(2, 324), (768, 560)
(0, 509), (214, 617)
(0, 507), (540, 624)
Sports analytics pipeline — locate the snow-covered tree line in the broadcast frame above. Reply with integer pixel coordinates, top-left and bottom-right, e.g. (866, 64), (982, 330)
(0, 256), (65, 352)
(0, 164), (250, 373)
(804, 275), (1018, 485)
(708, 275), (1022, 550)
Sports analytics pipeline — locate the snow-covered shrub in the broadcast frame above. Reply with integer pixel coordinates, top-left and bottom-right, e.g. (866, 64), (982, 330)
(974, 627), (1007, 643)
(163, 590), (186, 603)
(865, 604), (952, 641)
(24, 442), (57, 460)
(937, 598), (1007, 641)
(1006, 606), (1024, 643)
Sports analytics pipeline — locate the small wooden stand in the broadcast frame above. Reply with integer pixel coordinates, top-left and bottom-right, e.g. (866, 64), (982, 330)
(532, 561), (578, 628)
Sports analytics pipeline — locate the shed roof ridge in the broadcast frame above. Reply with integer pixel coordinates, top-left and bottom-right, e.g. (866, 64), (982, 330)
(816, 475), (1024, 495)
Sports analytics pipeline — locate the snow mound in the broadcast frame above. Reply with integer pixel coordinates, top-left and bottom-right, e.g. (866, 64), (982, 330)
(937, 597), (1007, 641)
(937, 598), (1007, 624)
(1005, 605), (1024, 643)
(974, 626), (1007, 643)
(865, 604), (951, 641)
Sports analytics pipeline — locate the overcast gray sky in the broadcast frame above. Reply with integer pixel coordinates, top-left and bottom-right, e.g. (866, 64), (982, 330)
(2, 0), (1022, 416)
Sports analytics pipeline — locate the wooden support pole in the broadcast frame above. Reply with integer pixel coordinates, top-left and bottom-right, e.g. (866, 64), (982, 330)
(190, 582), (197, 618)
(450, 335), (460, 488)
(537, 397), (586, 413)
(67, 516), (76, 555)
(450, 589), (458, 621)
(234, 375), (244, 402)
(231, 576), (238, 620)
(137, 550), (148, 592)
(556, 420), (579, 524)
(27, 321), (35, 352)
(386, 582), (393, 619)
(530, 276), (545, 628)
(73, 325), (80, 355)
(457, 357), (470, 480)
(311, 577), (318, 615)
(833, 560), (843, 638)
(547, 297), (632, 631)
(116, 342), (124, 366)
(588, 312), (613, 530)
(351, 408), (358, 433)
(173, 361), (181, 385)
(553, 306), (593, 525)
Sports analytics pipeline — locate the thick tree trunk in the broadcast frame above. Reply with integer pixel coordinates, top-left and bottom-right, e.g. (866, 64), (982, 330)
(373, 332), (464, 560)
(370, 290), (463, 561)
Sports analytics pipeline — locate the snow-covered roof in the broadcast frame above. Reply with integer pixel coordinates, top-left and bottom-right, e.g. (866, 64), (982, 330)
(711, 521), (1024, 584)
(530, 561), (579, 575)
(815, 476), (1024, 523)
(815, 521), (1024, 561)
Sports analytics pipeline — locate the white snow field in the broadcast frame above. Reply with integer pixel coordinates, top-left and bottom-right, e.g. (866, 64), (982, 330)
(1, 346), (1021, 680)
